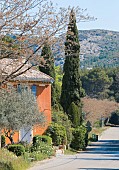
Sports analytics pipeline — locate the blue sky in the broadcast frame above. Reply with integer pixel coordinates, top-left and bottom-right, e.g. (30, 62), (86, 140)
(54, 0), (119, 32)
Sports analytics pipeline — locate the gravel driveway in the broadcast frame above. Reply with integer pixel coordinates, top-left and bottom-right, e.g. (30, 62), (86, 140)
(28, 127), (119, 170)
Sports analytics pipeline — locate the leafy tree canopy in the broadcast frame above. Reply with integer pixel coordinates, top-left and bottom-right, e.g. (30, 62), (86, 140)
(81, 68), (113, 99)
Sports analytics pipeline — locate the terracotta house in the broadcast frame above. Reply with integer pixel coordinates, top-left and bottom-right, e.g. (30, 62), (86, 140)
(0, 59), (53, 144)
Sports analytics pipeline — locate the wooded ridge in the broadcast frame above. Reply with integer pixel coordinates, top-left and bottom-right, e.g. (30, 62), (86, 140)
(55, 29), (119, 68)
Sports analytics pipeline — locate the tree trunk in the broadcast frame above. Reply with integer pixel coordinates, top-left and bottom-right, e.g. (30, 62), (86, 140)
(0, 135), (1, 148)
(8, 135), (14, 144)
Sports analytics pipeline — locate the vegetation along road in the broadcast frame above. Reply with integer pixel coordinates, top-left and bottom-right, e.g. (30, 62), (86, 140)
(28, 127), (119, 170)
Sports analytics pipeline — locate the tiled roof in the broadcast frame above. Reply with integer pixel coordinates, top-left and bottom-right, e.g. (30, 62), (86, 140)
(0, 58), (54, 83)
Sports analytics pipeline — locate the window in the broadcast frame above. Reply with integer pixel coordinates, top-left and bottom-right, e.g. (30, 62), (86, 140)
(17, 84), (37, 96)
(31, 85), (37, 96)
(17, 84), (28, 93)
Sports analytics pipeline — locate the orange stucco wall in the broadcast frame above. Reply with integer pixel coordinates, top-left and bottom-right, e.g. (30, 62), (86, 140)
(5, 131), (19, 144)
(33, 84), (51, 136)
(3, 83), (51, 144)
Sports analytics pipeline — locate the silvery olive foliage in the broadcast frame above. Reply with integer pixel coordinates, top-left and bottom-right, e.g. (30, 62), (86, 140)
(0, 87), (45, 132)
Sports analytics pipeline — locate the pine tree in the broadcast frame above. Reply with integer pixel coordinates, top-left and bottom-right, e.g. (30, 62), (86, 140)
(39, 43), (56, 107)
(60, 9), (82, 125)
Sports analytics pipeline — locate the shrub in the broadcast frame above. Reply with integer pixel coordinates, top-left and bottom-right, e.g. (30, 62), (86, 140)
(70, 125), (88, 150)
(1, 135), (5, 148)
(86, 121), (92, 133)
(19, 141), (31, 152)
(52, 111), (73, 145)
(31, 142), (54, 156)
(33, 135), (52, 146)
(109, 110), (119, 125)
(8, 144), (25, 156)
(31, 135), (54, 158)
(0, 149), (29, 170)
(94, 120), (101, 128)
(44, 123), (67, 146)
(68, 102), (82, 127)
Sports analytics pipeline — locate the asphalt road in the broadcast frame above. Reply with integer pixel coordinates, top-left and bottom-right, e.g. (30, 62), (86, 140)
(28, 127), (119, 170)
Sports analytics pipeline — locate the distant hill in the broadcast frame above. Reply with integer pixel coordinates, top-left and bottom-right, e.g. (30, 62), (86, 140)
(55, 29), (119, 69)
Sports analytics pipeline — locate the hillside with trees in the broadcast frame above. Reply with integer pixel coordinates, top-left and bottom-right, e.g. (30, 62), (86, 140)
(55, 29), (119, 69)
(55, 66), (119, 126)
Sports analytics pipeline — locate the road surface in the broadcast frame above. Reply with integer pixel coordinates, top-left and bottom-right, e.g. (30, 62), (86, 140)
(28, 127), (119, 170)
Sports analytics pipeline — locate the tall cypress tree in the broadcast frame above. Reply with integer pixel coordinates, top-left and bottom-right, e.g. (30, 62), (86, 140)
(39, 43), (56, 107)
(60, 9), (82, 126)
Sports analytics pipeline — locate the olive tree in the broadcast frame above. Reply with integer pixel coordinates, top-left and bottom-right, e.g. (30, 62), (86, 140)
(0, 87), (45, 143)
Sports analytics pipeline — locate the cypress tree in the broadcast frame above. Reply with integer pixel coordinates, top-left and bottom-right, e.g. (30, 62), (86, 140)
(60, 9), (82, 125)
(39, 43), (56, 107)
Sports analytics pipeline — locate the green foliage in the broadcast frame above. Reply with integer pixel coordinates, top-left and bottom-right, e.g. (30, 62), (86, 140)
(1, 36), (21, 60)
(33, 135), (52, 146)
(1, 135), (5, 148)
(109, 110), (119, 125)
(68, 102), (82, 127)
(40, 43), (55, 79)
(81, 68), (112, 99)
(70, 125), (88, 150)
(2, 36), (13, 43)
(91, 134), (98, 142)
(0, 87), (44, 143)
(8, 144), (25, 156)
(52, 111), (72, 144)
(44, 123), (67, 146)
(79, 29), (119, 69)
(81, 67), (119, 102)
(93, 120), (101, 128)
(0, 149), (29, 170)
(108, 68), (119, 102)
(54, 66), (63, 110)
(86, 121), (92, 133)
(30, 142), (54, 158)
(31, 135), (54, 158)
(60, 9), (83, 125)
(55, 66), (63, 88)
(24, 151), (49, 162)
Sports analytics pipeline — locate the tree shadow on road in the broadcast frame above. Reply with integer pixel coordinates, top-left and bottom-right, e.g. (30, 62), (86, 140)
(82, 140), (119, 155)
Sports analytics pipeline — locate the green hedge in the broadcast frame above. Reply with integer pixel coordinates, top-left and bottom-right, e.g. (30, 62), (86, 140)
(31, 135), (54, 157)
(33, 135), (52, 146)
(44, 123), (67, 146)
(8, 144), (25, 156)
(52, 111), (72, 145)
(70, 125), (88, 150)
(30, 142), (54, 157)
